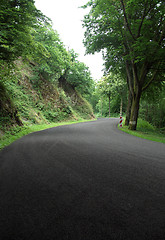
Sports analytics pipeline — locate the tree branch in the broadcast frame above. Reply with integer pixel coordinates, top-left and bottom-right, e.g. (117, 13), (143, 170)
(120, 0), (136, 41)
(142, 62), (161, 91)
(136, 1), (149, 38)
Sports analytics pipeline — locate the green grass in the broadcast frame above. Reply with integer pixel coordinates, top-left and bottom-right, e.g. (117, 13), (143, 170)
(0, 119), (96, 150)
(118, 118), (165, 143)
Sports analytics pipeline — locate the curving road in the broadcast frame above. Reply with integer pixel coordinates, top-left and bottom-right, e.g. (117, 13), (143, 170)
(0, 118), (165, 240)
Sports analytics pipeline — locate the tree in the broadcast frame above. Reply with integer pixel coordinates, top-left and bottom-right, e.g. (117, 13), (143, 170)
(0, 0), (48, 61)
(82, 0), (165, 130)
(31, 24), (70, 84)
(58, 49), (95, 98)
(96, 73), (127, 117)
(66, 60), (94, 95)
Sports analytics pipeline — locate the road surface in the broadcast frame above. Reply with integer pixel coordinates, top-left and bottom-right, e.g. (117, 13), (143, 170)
(0, 118), (165, 240)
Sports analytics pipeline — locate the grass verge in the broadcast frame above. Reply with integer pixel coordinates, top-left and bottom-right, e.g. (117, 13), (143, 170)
(0, 119), (95, 150)
(118, 118), (165, 144)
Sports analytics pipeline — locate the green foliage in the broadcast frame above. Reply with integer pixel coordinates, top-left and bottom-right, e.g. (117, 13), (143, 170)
(67, 61), (93, 94)
(0, 0), (48, 61)
(94, 73), (127, 116)
(137, 118), (155, 132)
(140, 82), (165, 129)
(96, 98), (108, 117)
(73, 100), (93, 119)
(31, 24), (70, 83)
(119, 118), (165, 143)
(63, 49), (95, 98)
(42, 90), (73, 122)
(0, 57), (94, 128)
(0, 60), (17, 83)
(97, 73), (127, 97)
(0, 64), (22, 127)
(0, 1), (95, 137)
(82, 0), (165, 129)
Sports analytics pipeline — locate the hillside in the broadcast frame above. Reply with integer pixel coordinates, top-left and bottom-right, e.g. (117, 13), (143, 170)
(0, 58), (94, 137)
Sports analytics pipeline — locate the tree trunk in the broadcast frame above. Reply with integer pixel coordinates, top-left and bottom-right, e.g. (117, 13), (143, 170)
(126, 60), (142, 130)
(129, 90), (141, 130)
(125, 90), (133, 126)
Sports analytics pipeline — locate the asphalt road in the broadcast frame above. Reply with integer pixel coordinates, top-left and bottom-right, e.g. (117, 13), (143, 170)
(0, 118), (165, 240)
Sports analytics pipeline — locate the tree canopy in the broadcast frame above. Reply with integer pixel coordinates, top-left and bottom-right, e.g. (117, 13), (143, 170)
(65, 52), (94, 96)
(82, 0), (165, 129)
(0, 0), (49, 61)
(31, 24), (70, 83)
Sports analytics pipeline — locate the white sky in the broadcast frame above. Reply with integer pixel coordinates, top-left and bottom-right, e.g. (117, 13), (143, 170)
(34, 0), (104, 81)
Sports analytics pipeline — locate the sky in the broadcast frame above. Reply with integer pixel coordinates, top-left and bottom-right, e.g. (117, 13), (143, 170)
(34, 0), (104, 81)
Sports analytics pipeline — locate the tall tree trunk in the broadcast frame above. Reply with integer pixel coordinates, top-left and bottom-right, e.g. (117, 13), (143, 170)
(125, 90), (132, 126)
(125, 63), (134, 126)
(127, 60), (142, 130)
(129, 90), (141, 130)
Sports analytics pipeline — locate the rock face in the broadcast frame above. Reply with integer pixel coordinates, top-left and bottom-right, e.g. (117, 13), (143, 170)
(0, 59), (94, 130)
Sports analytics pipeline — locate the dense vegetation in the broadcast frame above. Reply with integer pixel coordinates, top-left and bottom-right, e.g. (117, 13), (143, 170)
(0, 0), (165, 145)
(82, 0), (165, 130)
(0, 0), (95, 138)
